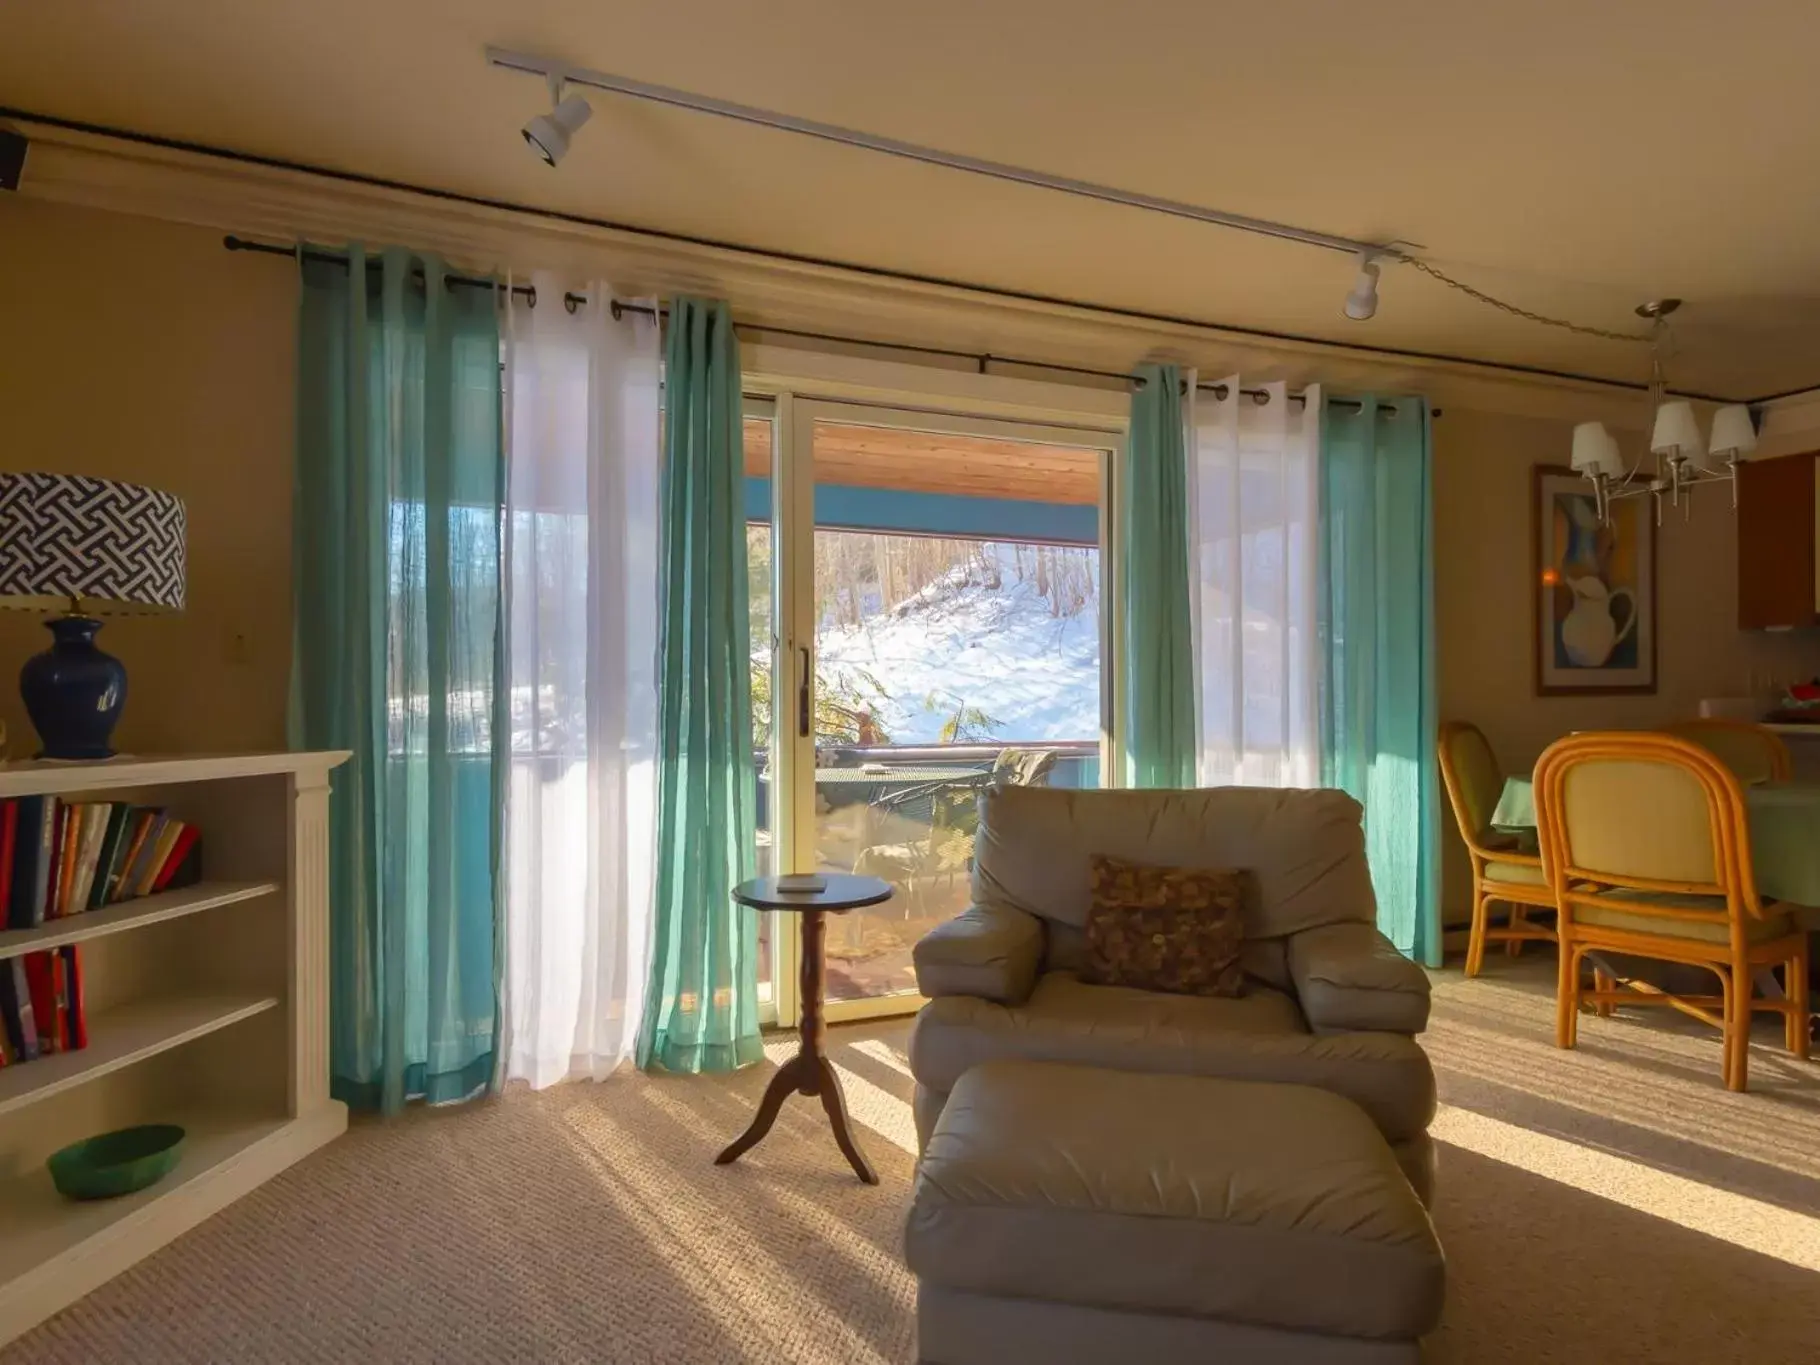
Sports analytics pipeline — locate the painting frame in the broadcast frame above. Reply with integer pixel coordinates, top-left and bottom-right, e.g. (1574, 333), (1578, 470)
(1532, 464), (1657, 696)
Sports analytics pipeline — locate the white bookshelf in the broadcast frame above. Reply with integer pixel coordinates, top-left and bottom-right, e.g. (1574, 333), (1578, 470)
(0, 994), (280, 1118)
(0, 882), (278, 959)
(0, 752), (349, 1347)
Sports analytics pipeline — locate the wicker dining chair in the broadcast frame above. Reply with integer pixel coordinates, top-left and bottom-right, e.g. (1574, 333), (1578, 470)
(1438, 721), (1557, 977)
(1662, 718), (1792, 786)
(1534, 731), (1810, 1092)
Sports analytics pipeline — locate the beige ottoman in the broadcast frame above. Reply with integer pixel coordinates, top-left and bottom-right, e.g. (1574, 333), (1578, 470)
(905, 1062), (1445, 1365)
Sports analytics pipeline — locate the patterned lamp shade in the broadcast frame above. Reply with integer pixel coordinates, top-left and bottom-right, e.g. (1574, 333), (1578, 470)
(0, 473), (187, 613)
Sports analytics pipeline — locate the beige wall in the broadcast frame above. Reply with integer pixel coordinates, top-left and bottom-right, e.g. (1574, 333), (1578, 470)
(1432, 407), (1820, 921)
(0, 198), (296, 756)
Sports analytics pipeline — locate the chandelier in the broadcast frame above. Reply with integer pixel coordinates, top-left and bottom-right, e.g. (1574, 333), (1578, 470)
(1570, 300), (1757, 527)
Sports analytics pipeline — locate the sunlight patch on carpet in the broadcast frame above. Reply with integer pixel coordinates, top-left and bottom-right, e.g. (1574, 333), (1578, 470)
(847, 1038), (915, 1078)
(1433, 1103), (1820, 1272)
(831, 1062), (919, 1155)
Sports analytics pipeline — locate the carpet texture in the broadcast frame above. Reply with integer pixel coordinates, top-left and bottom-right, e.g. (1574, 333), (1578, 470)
(7, 961), (1820, 1363)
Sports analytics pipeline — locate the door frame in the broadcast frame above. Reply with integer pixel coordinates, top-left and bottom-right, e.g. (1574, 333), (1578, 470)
(754, 392), (1126, 1027)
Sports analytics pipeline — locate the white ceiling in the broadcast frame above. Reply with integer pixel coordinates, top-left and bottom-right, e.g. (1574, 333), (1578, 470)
(6, 0), (1820, 399)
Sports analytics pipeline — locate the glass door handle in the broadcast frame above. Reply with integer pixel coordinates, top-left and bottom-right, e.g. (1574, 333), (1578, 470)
(797, 646), (812, 738)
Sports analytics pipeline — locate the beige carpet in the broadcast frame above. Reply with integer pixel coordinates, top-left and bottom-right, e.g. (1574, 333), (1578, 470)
(8, 962), (1820, 1364)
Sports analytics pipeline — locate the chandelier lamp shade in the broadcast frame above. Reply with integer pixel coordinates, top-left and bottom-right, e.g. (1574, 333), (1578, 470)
(0, 473), (187, 760)
(1568, 300), (1759, 527)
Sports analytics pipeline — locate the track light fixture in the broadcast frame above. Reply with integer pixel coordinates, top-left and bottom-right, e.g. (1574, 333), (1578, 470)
(485, 47), (1673, 351)
(522, 74), (592, 167)
(1343, 253), (1382, 321)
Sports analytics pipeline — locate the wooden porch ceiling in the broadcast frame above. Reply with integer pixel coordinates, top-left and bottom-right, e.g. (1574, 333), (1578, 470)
(743, 419), (1101, 505)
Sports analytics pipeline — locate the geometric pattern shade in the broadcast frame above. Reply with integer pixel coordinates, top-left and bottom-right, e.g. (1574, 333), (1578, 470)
(0, 472), (187, 613)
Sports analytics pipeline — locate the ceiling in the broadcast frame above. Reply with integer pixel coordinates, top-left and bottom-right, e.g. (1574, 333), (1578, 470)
(6, 1), (1820, 400)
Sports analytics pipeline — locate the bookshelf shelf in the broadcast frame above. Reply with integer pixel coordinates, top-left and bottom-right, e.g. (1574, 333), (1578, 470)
(0, 993), (279, 1119)
(0, 1104), (346, 1323)
(0, 751), (349, 1347)
(0, 881), (279, 962)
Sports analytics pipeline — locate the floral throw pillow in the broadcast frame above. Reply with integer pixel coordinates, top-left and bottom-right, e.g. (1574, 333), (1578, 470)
(1081, 854), (1247, 998)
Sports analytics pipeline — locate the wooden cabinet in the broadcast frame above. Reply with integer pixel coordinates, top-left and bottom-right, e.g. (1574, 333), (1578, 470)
(1738, 452), (1820, 629)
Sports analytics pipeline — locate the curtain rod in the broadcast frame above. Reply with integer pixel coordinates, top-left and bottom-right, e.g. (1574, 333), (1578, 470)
(222, 236), (589, 310)
(223, 234), (1436, 415)
(605, 300), (1440, 416)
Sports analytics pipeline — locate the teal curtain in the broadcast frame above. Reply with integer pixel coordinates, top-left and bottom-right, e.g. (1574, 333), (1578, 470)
(1120, 363), (1197, 787)
(637, 297), (763, 1074)
(1319, 397), (1442, 966)
(291, 245), (508, 1112)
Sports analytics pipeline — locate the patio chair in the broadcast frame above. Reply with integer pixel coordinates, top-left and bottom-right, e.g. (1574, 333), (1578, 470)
(853, 750), (1059, 922)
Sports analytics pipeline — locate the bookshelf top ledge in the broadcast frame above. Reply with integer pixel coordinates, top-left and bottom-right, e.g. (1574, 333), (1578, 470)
(0, 752), (351, 799)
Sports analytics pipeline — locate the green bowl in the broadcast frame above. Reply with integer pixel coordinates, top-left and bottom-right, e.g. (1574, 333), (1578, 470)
(47, 1124), (185, 1200)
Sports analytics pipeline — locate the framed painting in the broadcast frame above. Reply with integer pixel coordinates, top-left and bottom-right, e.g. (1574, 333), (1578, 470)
(1533, 465), (1656, 695)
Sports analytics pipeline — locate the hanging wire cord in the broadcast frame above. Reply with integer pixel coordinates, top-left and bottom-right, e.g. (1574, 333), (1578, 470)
(1396, 255), (1653, 345)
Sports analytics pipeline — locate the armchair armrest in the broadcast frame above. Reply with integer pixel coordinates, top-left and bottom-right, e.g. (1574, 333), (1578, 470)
(912, 903), (1043, 1004)
(1287, 922), (1431, 1035)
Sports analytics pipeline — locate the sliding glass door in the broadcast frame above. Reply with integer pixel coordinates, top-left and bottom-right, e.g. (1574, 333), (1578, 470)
(753, 397), (1119, 1023)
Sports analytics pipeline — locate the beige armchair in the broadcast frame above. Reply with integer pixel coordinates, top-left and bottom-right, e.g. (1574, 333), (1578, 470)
(908, 784), (1439, 1201)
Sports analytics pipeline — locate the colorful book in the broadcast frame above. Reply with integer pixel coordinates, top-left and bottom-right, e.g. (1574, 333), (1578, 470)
(8, 796), (45, 929)
(55, 805), (81, 918)
(41, 801), (66, 922)
(0, 800), (15, 932)
(120, 813), (169, 902)
(107, 809), (156, 904)
(135, 821), (185, 899)
(23, 952), (59, 1054)
(50, 952), (72, 1052)
(151, 826), (202, 893)
(82, 804), (112, 907)
(0, 956), (37, 1061)
(86, 804), (130, 911)
(59, 946), (86, 1051)
(29, 797), (57, 927)
(67, 803), (109, 915)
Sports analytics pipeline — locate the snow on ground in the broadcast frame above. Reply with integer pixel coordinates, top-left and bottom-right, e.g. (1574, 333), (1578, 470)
(816, 545), (1101, 743)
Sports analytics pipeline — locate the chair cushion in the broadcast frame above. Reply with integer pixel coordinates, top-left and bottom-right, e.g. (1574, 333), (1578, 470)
(905, 1063), (1445, 1341)
(908, 972), (1437, 1142)
(1081, 855), (1246, 997)
(1484, 858), (1546, 886)
(1576, 893), (1795, 945)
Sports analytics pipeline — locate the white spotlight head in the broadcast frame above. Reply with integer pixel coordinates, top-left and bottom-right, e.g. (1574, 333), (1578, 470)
(523, 80), (592, 167)
(1344, 253), (1382, 321)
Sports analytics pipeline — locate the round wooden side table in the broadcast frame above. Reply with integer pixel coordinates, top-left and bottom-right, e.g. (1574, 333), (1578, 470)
(716, 873), (893, 1185)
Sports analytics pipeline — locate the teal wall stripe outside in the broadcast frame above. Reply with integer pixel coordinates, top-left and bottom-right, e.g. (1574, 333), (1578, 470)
(743, 478), (1098, 544)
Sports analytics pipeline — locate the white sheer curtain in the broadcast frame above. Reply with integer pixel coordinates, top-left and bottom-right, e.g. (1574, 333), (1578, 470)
(502, 279), (661, 1087)
(1186, 373), (1323, 787)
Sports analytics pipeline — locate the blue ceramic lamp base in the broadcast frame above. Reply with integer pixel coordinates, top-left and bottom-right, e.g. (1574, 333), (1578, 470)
(20, 616), (127, 761)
